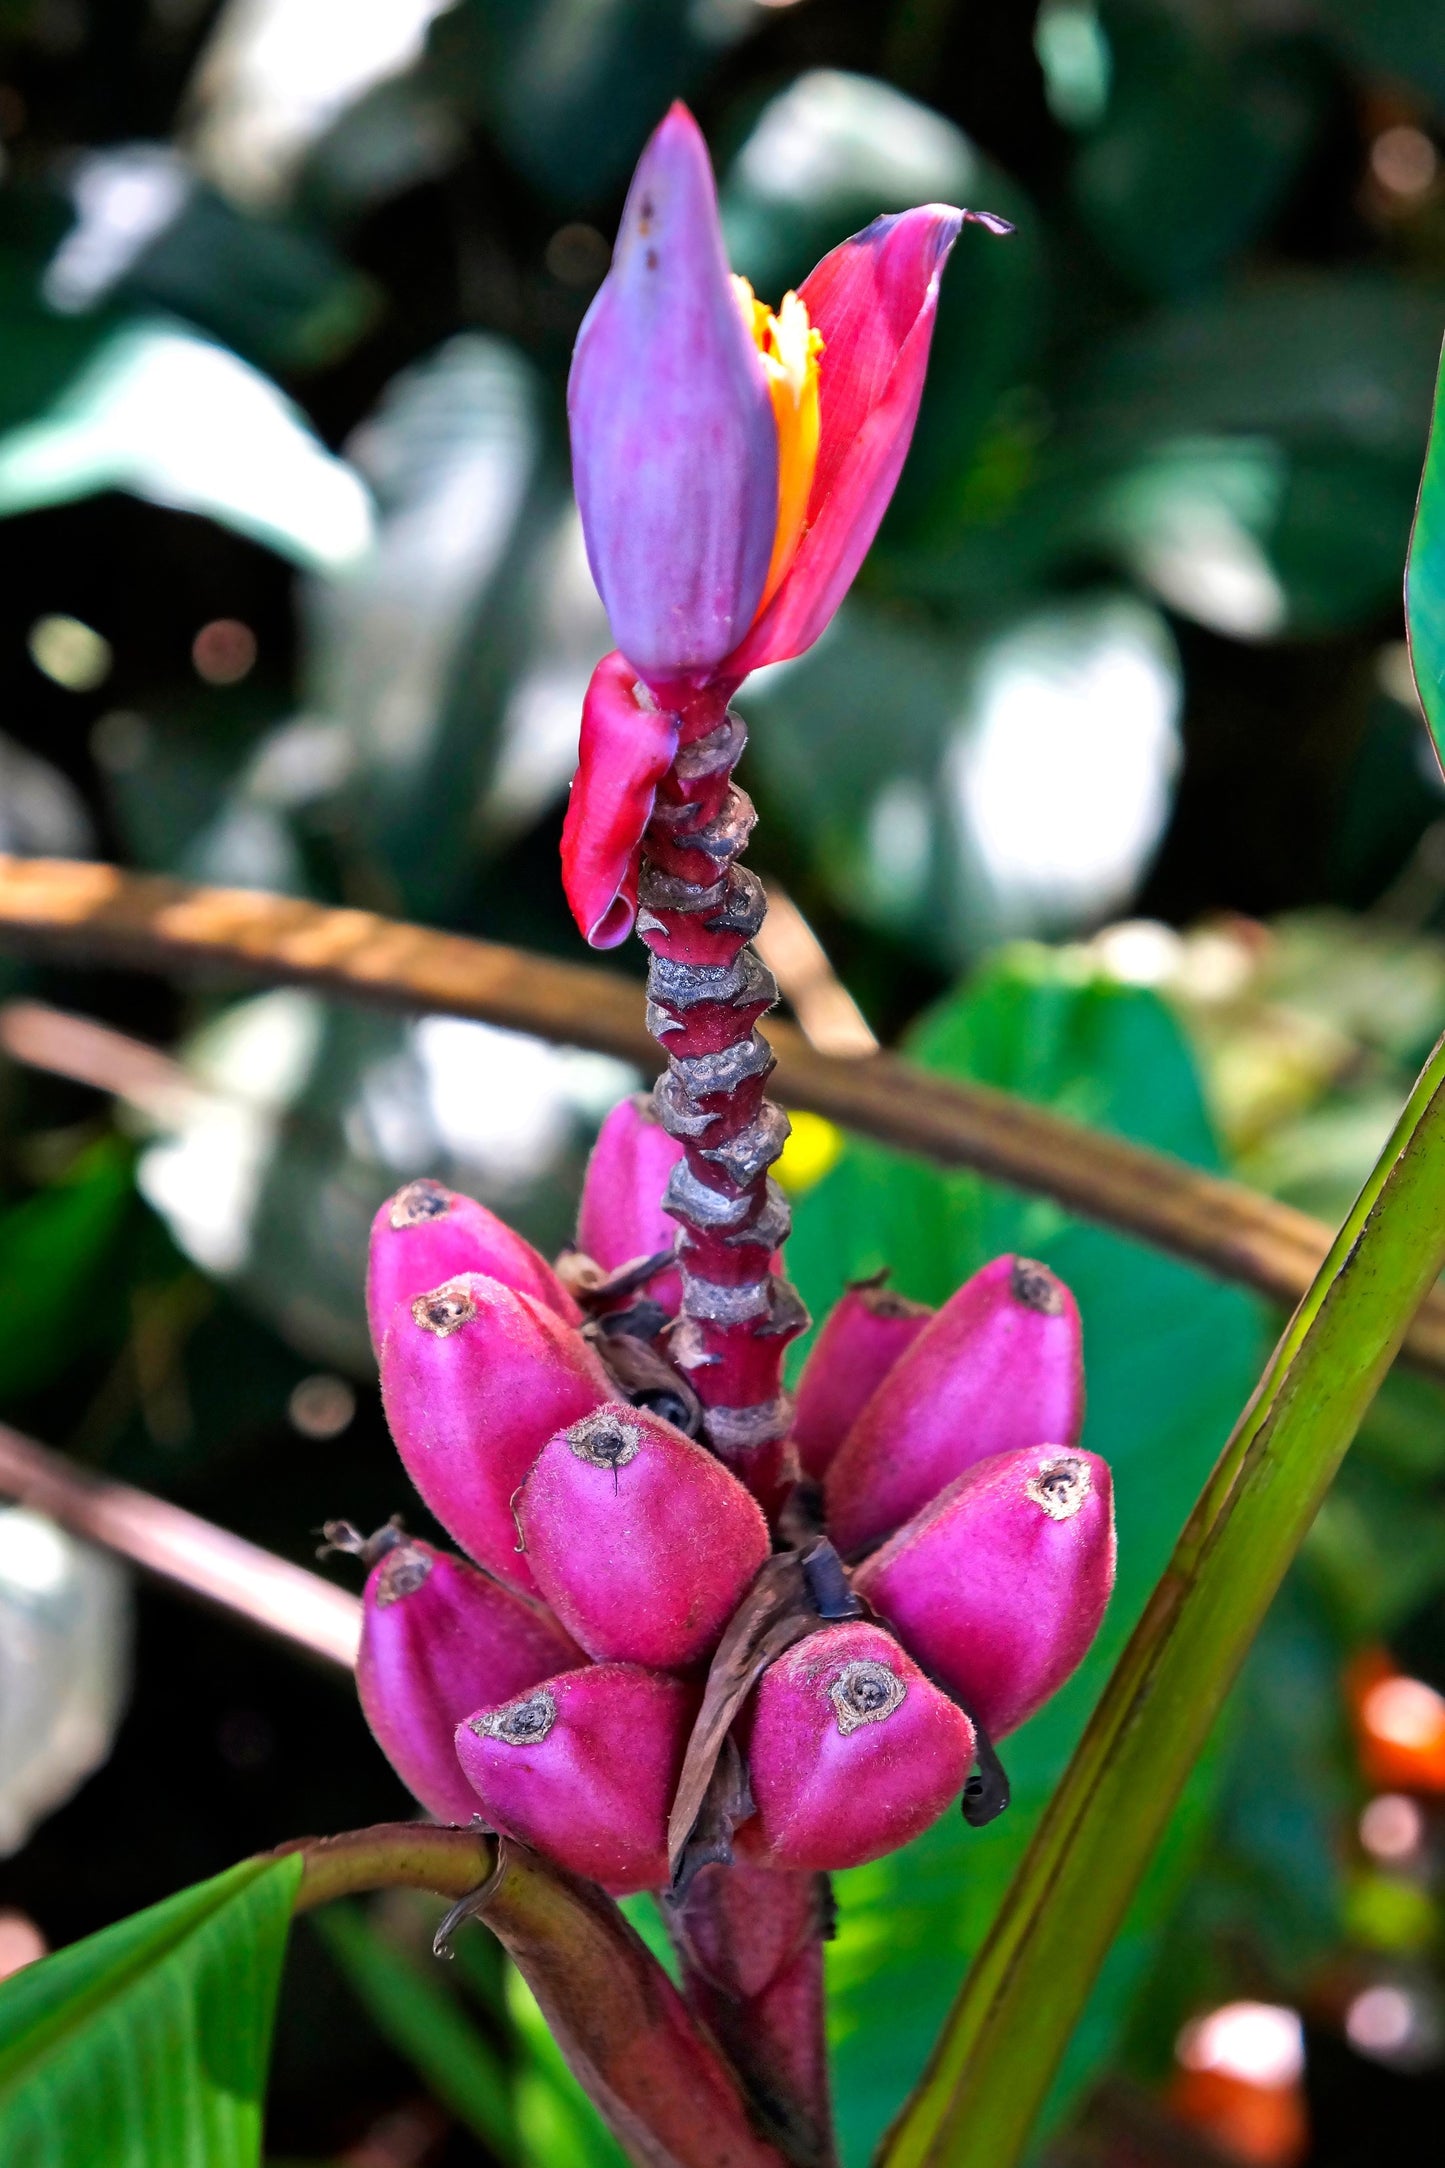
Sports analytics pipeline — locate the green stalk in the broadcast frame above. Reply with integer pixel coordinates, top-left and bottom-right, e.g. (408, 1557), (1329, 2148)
(879, 1030), (1445, 2168)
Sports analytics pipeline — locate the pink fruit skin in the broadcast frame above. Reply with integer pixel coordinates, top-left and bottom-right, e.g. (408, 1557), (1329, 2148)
(791, 1282), (933, 1481)
(357, 1539), (583, 1824)
(366, 1179), (580, 1353)
(824, 1254), (1085, 1554)
(456, 1662), (696, 1894)
(576, 1094), (684, 1312)
(854, 1443), (1116, 1740)
(518, 1403), (770, 1671)
(739, 1621), (974, 1872)
(379, 1273), (613, 1594)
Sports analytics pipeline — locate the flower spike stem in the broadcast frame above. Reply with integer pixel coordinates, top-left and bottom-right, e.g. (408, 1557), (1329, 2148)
(637, 688), (838, 2162)
(878, 1025), (1445, 2168)
(664, 1863), (837, 2168)
(638, 684), (808, 1509)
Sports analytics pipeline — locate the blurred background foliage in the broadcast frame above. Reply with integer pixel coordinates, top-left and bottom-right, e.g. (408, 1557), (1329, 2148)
(0, 0), (1443, 2163)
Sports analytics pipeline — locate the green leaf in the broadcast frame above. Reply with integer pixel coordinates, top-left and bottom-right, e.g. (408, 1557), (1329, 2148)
(786, 946), (1263, 2161)
(1048, 274), (1445, 638)
(312, 1903), (514, 2157)
(429, 0), (755, 203)
(121, 187), (375, 376)
(0, 1139), (134, 1405)
(0, 1854), (303, 2168)
(303, 334), (566, 919)
(878, 1021), (1445, 2168)
(0, 318), (373, 573)
(1067, 274), (1445, 461)
(1405, 330), (1445, 776)
(1068, 4), (1324, 297)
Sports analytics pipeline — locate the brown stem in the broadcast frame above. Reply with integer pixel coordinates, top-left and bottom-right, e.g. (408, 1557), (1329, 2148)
(280, 1825), (793, 2168)
(479, 1838), (794, 2168)
(0, 855), (1441, 1381)
(0, 1420), (361, 1666)
(664, 1864), (837, 2168)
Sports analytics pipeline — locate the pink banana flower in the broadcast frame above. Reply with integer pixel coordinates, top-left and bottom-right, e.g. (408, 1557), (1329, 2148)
(562, 99), (1010, 948)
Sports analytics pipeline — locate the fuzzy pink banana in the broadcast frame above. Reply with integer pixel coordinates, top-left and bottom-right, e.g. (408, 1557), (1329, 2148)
(456, 1662), (696, 1894)
(739, 1621), (974, 1871)
(791, 1280), (933, 1481)
(367, 1178), (580, 1352)
(356, 1534), (582, 1824)
(576, 1095), (685, 1313)
(854, 1444), (1115, 1739)
(379, 1273), (612, 1592)
(518, 1402), (770, 1671)
(825, 1255), (1084, 1554)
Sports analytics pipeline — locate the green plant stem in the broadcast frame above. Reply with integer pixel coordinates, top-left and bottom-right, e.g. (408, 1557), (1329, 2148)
(879, 1029), (1445, 2168)
(280, 1822), (495, 1911)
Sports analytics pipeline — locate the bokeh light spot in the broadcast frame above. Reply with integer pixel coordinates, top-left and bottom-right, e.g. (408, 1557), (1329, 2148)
(545, 223), (610, 289)
(1371, 126), (1438, 201)
(1177, 2002), (1305, 2087)
(0, 1912), (46, 1980)
(1359, 1793), (1424, 1864)
(28, 613), (111, 692)
(192, 617), (258, 685)
(774, 1109), (844, 1195)
(288, 1373), (357, 1439)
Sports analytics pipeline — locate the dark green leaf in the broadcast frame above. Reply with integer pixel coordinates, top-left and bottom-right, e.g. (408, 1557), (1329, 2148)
(313, 1902), (515, 2157)
(120, 186), (375, 375)
(0, 1855), (302, 2168)
(1067, 274), (1445, 463)
(1405, 329), (1445, 776)
(0, 316), (373, 573)
(0, 1139), (134, 1405)
(1070, 5), (1324, 297)
(428, 0), (756, 204)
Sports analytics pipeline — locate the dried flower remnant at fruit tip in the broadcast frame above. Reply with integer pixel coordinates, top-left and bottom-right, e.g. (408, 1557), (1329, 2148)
(373, 1543), (434, 1606)
(566, 1408), (643, 1470)
(1011, 1256), (1064, 1315)
(412, 1283), (478, 1337)
(1025, 1455), (1092, 1522)
(391, 1178), (452, 1229)
(474, 1690), (558, 1746)
(830, 1659), (907, 1735)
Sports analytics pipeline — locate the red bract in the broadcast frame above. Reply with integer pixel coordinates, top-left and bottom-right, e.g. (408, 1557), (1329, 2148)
(518, 1403), (770, 1672)
(456, 1662), (696, 1895)
(723, 205), (1002, 678)
(576, 1091), (684, 1313)
(356, 1536), (582, 1826)
(366, 1178), (580, 1352)
(739, 1621), (974, 1871)
(561, 650), (683, 950)
(791, 1280), (933, 1481)
(825, 1254), (1085, 1555)
(854, 1444), (1116, 1740)
(379, 1273), (612, 1593)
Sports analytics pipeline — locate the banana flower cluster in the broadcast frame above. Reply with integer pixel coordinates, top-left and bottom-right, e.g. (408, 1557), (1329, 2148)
(345, 1119), (1114, 1892)
(560, 101), (1010, 950)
